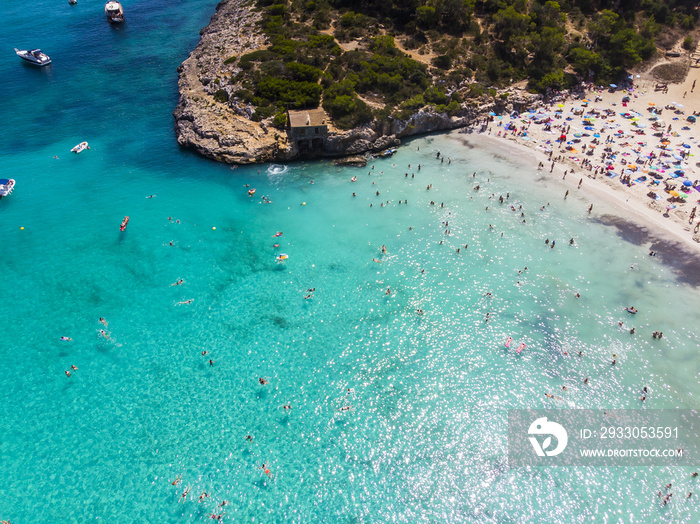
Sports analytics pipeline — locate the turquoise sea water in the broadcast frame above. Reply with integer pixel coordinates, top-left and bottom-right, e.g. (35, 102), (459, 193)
(2, 2), (700, 522)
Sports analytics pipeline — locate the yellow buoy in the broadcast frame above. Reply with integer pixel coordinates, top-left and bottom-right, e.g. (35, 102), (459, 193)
(21, 227), (24, 230)
(212, 227), (216, 230)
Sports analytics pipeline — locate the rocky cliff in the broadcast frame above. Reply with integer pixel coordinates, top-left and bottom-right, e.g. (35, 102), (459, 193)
(173, 0), (541, 164)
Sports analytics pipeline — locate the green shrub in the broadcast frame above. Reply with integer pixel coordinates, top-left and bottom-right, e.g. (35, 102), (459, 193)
(400, 94), (425, 110)
(432, 54), (452, 70)
(213, 89), (229, 103)
(423, 86), (447, 105)
(224, 56), (237, 65)
(285, 61), (322, 82)
(682, 36), (694, 50)
(255, 77), (322, 109)
(273, 111), (287, 128)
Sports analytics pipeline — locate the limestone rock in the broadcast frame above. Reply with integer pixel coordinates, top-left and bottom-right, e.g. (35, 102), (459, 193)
(173, 1), (545, 165)
(334, 155), (368, 167)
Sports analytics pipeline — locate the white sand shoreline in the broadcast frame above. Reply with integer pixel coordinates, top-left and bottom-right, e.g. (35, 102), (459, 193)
(449, 65), (700, 280)
(469, 131), (700, 257)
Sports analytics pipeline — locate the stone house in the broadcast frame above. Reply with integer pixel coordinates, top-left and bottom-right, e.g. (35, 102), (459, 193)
(287, 108), (328, 154)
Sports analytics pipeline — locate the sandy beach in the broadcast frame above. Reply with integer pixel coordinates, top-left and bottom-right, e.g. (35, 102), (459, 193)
(464, 63), (700, 282)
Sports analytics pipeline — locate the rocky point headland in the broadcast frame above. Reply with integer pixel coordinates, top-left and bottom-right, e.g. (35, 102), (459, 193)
(173, 0), (540, 165)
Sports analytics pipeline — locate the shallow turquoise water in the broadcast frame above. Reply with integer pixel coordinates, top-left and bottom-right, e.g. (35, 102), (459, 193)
(2, 2), (700, 522)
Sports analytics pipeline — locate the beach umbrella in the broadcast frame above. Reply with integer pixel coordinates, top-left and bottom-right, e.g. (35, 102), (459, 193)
(622, 96), (630, 102)
(489, 111), (496, 116)
(557, 104), (564, 108)
(669, 190), (679, 196)
(593, 133), (600, 137)
(682, 144), (691, 148)
(688, 116), (697, 123)
(674, 103), (684, 108)
(683, 179), (693, 186)
(649, 102), (655, 106)
(610, 84), (617, 88)
(672, 154), (684, 161)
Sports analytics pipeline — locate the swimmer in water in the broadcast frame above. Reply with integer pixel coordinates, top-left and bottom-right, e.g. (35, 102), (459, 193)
(60, 336), (72, 341)
(99, 317), (108, 327)
(70, 365), (78, 371)
(171, 279), (184, 286)
(146, 195), (156, 198)
(245, 435), (254, 442)
(99, 330), (110, 340)
(176, 299), (194, 305)
(372, 258), (384, 263)
(171, 475), (182, 486)
(259, 377), (268, 385)
(261, 464), (272, 477)
(65, 370), (72, 377)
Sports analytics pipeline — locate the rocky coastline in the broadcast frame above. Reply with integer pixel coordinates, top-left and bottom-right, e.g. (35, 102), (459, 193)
(173, 0), (540, 165)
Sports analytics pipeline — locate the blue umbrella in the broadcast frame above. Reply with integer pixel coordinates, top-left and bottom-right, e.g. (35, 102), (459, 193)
(489, 111), (496, 116)
(585, 126), (594, 130)
(593, 133), (600, 137)
(672, 154), (683, 161)
(683, 144), (691, 148)
(676, 170), (685, 175)
(610, 84), (617, 88)
(683, 179), (693, 186)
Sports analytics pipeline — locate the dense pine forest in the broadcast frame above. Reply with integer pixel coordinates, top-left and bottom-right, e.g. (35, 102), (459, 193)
(222, 0), (698, 129)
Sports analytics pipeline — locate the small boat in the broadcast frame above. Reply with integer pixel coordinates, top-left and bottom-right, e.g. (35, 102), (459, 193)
(105, 1), (124, 23)
(14, 48), (51, 66)
(69, 0), (77, 4)
(0, 179), (15, 198)
(71, 141), (89, 153)
(120, 216), (129, 231)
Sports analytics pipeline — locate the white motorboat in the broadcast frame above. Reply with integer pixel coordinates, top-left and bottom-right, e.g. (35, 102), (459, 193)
(71, 141), (89, 153)
(69, 0), (77, 4)
(0, 179), (15, 198)
(14, 48), (51, 66)
(105, 1), (124, 23)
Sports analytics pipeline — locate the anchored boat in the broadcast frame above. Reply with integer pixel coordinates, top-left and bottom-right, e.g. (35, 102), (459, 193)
(14, 48), (51, 66)
(105, 1), (124, 23)
(0, 179), (16, 198)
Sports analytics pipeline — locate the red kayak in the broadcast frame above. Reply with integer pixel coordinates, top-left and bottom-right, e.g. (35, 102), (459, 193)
(120, 216), (129, 231)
